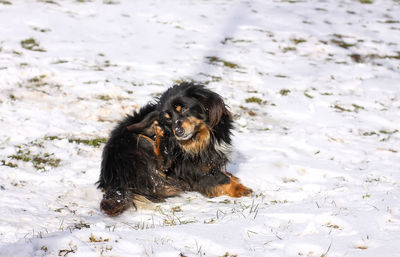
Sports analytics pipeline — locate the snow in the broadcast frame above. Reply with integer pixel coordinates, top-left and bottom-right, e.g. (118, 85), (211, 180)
(1, 0), (400, 256)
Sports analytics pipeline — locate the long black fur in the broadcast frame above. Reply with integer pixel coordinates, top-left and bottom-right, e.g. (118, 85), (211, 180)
(97, 82), (246, 216)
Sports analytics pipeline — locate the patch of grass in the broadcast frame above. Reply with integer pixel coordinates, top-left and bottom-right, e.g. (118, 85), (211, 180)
(269, 200), (288, 205)
(282, 46), (296, 53)
(275, 74), (288, 78)
(89, 234), (109, 243)
(38, 0), (59, 4)
(304, 92), (314, 99)
(44, 135), (63, 141)
(331, 39), (356, 49)
(360, 0), (372, 3)
(31, 26), (51, 33)
(384, 20), (400, 24)
(379, 129), (399, 135)
(198, 73), (223, 84)
(333, 104), (352, 112)
(0, 0), (12, 5)
(8, 148), (61, 171)
(351, 52), (400, 63)
(352, 104), (365, 111)
(368, 52), (400, 60)
(279, 89), (291, 96)
(362, 193), (371, 199)
(221, 37), (252, 45)
(290, 38), (307, 44)
(245, 97), (262, 104)
(1, 160), (18, 168)
(68, 137), (107, 147)
(25, 75), (55, 90)
(362, 131), (378, 136)
(205, 56), (241, 69)
(52, 59), (68, 64)
(103, 0), (119, 4)
(96, 95), (112, 101)
(33, 153), (61, 170)
(28, 74), (46, 83)
(21, 38), (46, 52)
(361, 129), (397, 142)
(379, 129), (398, 142)
(333, 103), (365, 113)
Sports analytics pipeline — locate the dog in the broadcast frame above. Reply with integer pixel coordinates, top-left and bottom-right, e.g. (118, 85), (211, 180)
(97, 82), (252, 216)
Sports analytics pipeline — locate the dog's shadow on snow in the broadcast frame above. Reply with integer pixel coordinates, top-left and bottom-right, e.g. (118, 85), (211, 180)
(226, 148), (247, 175)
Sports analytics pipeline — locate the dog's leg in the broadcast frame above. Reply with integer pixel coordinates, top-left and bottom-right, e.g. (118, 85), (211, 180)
(126, 110), (159, 135)
(137, 134), (156, 148)
(153, 121), (163, 157)
(205, 173), (253, 198)
(100, 189), (135, 217)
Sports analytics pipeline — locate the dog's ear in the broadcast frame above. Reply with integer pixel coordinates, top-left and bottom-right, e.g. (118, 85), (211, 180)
(190, 87), (231, 128)
(127, 110), (159, 132)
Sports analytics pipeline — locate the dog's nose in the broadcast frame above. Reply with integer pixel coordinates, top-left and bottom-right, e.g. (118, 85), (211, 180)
(174, 126), (185, 137)
(174, 121), (185, 137)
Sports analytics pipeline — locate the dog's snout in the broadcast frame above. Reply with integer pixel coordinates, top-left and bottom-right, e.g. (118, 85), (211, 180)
(174, 125), (185, 137)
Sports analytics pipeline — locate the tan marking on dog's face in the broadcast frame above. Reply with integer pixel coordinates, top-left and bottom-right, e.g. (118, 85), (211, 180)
(176, 117), (211, 154)
(180, 116), (202, 133)
(164, 113), (171, 119)
(175, 105), (182, 112)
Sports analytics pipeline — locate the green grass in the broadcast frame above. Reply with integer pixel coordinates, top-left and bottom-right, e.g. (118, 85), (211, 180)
(45, 135), (108, 147)
(8, 148), (61, 171)
(282, 46), (296, 53)
(290, 38), (307, 44)
(279, 89), (291, 96)
(38, 0), (59, 4)
(96, 95), (112, 101)
(68, 137), (107, 147)
(205, 56), (241, 69)
(333, 104), (352, 112)
(1, 160), (18, 168)
(0, 0), (12, 5)
(304, 92), (314, 99)
(21, 38), (46, 52)
(245, 97), (262, 104)
(333, 103), (365, 113)
(331, 39), (356, 49)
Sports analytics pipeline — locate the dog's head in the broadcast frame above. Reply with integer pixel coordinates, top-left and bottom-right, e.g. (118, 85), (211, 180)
(157, 83), (231, 154)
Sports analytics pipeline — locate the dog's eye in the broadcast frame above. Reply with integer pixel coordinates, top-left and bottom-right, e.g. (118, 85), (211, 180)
(175, 105), (182, 112)
(164, 113), (171, 119)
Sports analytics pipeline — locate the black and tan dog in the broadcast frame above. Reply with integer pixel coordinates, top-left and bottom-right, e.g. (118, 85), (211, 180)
(97, 82), (252, 216)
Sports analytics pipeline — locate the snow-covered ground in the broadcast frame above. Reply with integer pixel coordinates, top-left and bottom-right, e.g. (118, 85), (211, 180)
(1, 0), (400, 256)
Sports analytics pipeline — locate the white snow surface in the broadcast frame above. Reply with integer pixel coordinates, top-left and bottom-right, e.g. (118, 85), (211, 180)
(1, 0), (400, 256)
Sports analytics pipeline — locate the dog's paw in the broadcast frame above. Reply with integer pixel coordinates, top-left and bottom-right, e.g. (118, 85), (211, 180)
(209, 177), (253, 198)
(100, 198), (130, 217)
(230, 183), (253, 197)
